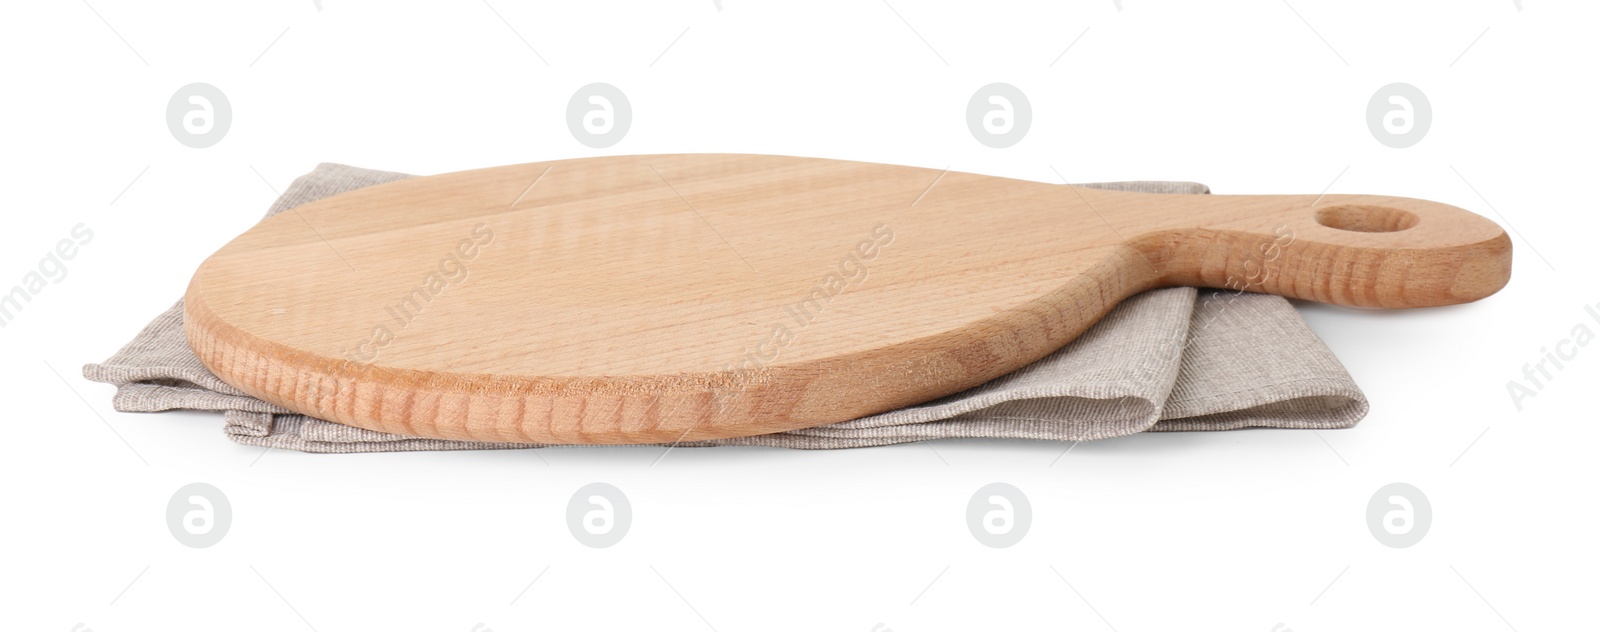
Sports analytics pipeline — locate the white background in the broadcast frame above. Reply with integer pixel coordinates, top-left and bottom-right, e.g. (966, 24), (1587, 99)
(2, 1), (1595, 630)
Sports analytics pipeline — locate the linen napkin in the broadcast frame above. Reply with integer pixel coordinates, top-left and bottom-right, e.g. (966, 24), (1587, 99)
(83, 163), (1368, 452)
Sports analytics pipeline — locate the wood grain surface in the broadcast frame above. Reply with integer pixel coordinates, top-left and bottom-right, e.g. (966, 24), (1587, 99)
(183, 154), (1512, 444)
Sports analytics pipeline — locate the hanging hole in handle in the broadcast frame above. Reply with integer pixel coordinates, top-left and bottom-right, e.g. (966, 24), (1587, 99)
(1314, 204), (1420, 233)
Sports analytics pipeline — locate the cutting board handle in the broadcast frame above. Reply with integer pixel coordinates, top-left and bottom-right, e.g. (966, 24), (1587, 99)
(1112, 191), (1513, 308)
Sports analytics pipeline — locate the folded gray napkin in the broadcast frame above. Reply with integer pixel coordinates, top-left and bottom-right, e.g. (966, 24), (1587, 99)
(83, 163), (1367, 452)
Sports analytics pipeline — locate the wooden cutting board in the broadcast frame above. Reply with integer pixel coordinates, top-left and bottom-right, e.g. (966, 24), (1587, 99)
(184, 154), (1511, 444)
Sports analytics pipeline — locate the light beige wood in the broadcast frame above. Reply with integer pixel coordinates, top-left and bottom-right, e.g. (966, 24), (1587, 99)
(184, 154), (1511, 444)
